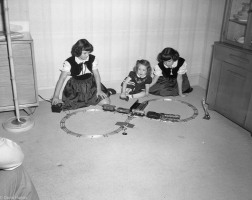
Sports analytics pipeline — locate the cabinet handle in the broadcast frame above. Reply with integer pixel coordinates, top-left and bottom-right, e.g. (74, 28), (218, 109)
(229, 54), (249, 63)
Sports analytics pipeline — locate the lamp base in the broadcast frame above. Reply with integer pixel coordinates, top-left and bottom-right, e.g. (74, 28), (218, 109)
(2, 116), (34, 133)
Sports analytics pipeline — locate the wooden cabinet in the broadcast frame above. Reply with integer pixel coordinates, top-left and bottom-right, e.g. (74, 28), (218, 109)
(207, 0), (252, 133)
(207, 42), (252, 132)
(0, 32), (39, 112)
(245, 95), (252, 131)
(221, 0), (252, 50)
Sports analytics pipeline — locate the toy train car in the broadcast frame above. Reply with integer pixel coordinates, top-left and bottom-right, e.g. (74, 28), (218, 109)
(160, 113), (180, 122)
(116, 107), (131, 114)
(132, 109), (145, 117)
(130, 100), (141, 112)
(146, 111), (161, 119)
(102, 104), (116, 112)
(160, 113), (180, 119)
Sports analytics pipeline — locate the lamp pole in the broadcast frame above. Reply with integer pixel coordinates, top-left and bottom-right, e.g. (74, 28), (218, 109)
(2, 0), (34, 133)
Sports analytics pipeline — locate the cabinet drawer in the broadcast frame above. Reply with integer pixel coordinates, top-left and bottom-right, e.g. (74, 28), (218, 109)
(12, 44), (32, 57)
(0, 64), (34, 84)
(0, 83), (37, 107)
(0, 33), (39, 112)
(0, 44), (32, 61)
(0, 67), (11, 84)
(214, 44), (252, 72)
(0, 45), (8, 57)
(0, 86), (13, 107)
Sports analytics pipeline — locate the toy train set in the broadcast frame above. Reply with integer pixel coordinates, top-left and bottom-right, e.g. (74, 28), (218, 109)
(60, 98), (199, 138)
(102, 100), (181, 122)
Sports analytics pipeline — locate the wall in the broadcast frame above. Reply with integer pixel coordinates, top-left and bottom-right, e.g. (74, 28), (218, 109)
(1, 0), (226, 98)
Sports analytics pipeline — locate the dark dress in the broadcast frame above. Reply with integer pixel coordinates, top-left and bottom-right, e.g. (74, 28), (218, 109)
(62, 55), (110, 110)
(121, 71), (152, 94)
(149, 57), (192, 96)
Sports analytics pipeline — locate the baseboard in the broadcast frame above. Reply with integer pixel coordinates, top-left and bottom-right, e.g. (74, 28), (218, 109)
(188, 73), (208, 90)
(198, 74), (208, 90)
(38, 74), (208, 101)
(188, 73), (199, 87)
(102, 80), (122, 93)
(37, 81), (122, 102)
(38, 87), (54, 101)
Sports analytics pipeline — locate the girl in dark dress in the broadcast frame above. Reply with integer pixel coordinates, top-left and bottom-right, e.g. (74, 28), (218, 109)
(120, 59), (152, 99)
(52, 39), (111, 110)
(149, 47), (193, 97)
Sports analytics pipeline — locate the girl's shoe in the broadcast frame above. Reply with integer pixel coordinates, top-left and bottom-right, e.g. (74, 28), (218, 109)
(184, 87), (193, 93)
(107, 88), (116, 95)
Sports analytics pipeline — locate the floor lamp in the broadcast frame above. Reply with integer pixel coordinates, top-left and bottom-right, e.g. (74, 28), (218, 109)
(2, 0), (34, 133)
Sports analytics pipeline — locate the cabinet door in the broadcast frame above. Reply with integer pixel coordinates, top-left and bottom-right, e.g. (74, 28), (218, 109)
(245, 94), (252, 132)
(221, 0), (252, 50)
(215, 62), (252, 125)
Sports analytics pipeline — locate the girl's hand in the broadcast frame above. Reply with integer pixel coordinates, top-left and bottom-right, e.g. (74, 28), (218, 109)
(179, 93), (187, 97)
(97, 90), (107, 99)
(145, 92), (149, 97)
(51, 97), (63, 105)
(120, 93), (127, 99)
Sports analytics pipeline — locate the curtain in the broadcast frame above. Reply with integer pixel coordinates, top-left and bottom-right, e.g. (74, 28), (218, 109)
(4, 0), (226, 96)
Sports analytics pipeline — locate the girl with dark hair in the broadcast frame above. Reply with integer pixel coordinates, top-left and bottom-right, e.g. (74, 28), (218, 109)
(52, 39), (112, 110)
(149, 47), (193, 97)
(120, 59), (152, 99)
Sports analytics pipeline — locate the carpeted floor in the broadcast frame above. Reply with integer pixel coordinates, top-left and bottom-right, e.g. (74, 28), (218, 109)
(0, 86), (252, 200)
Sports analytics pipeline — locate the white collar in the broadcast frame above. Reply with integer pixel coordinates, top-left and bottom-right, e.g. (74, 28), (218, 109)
(164, 60), (177, 68)
(75, 56), (89, 64)
(136, 73), (146, 78)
